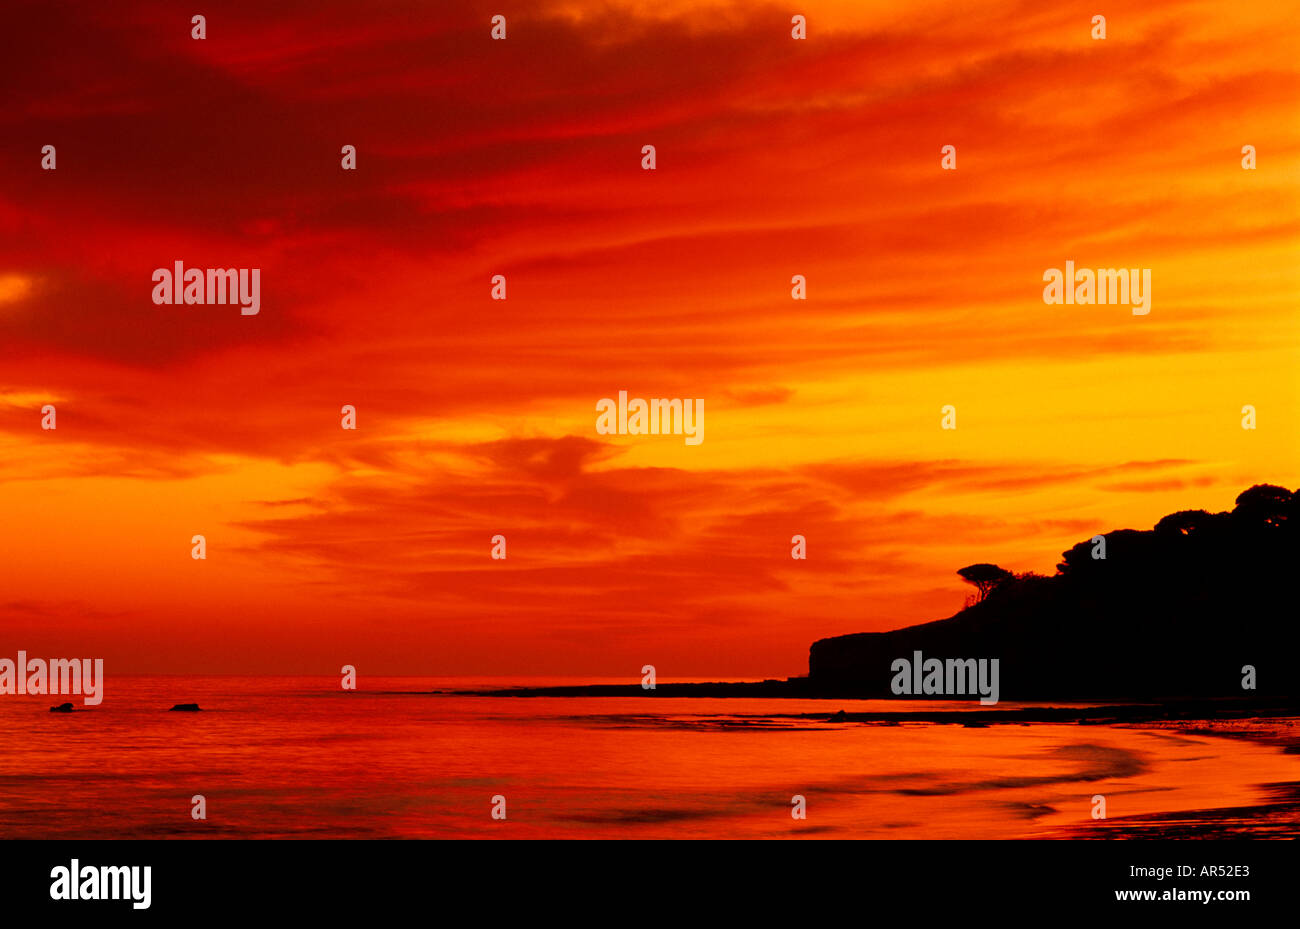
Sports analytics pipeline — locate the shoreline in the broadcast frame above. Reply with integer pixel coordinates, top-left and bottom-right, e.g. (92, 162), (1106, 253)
(444, 683), (1300, 727)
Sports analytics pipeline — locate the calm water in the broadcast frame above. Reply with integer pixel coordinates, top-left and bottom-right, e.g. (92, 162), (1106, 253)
(1, 676), (1295, 839)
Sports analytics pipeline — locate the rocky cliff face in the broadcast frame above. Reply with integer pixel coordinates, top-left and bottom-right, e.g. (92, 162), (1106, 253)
(807, 485), (1300, 700)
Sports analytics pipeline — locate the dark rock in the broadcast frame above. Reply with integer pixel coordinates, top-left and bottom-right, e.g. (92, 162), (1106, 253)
(49, 702), (74, 713)
(169, 703), (201, 712)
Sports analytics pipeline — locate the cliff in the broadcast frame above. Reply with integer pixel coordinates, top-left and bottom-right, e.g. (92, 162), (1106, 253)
(808, 484), (1300, 700)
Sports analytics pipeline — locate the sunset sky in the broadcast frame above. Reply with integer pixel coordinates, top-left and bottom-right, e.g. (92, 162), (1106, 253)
(1, 0), (1297, 676)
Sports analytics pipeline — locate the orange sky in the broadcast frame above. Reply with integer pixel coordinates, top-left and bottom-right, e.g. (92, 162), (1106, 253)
(1, 0), (1297, 676)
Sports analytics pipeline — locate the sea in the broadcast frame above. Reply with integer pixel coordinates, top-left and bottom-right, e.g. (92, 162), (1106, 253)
(1, 676), (1296, 839)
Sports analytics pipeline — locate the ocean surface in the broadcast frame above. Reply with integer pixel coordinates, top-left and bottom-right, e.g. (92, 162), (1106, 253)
(1, 676), (1296, 839)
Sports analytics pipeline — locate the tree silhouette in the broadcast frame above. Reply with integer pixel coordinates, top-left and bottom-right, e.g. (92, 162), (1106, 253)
(956, 563), (1013, 602)
(1233, 484), (1293, 529)
(1154, 509), (1214, 536)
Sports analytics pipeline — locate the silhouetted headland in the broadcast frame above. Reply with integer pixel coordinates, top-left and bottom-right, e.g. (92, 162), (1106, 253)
(461, 485), (1300, 706)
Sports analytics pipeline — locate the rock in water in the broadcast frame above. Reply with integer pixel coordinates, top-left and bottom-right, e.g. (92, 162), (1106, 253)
(169, 703), (201, 712)
(50, 702), (74, 713)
